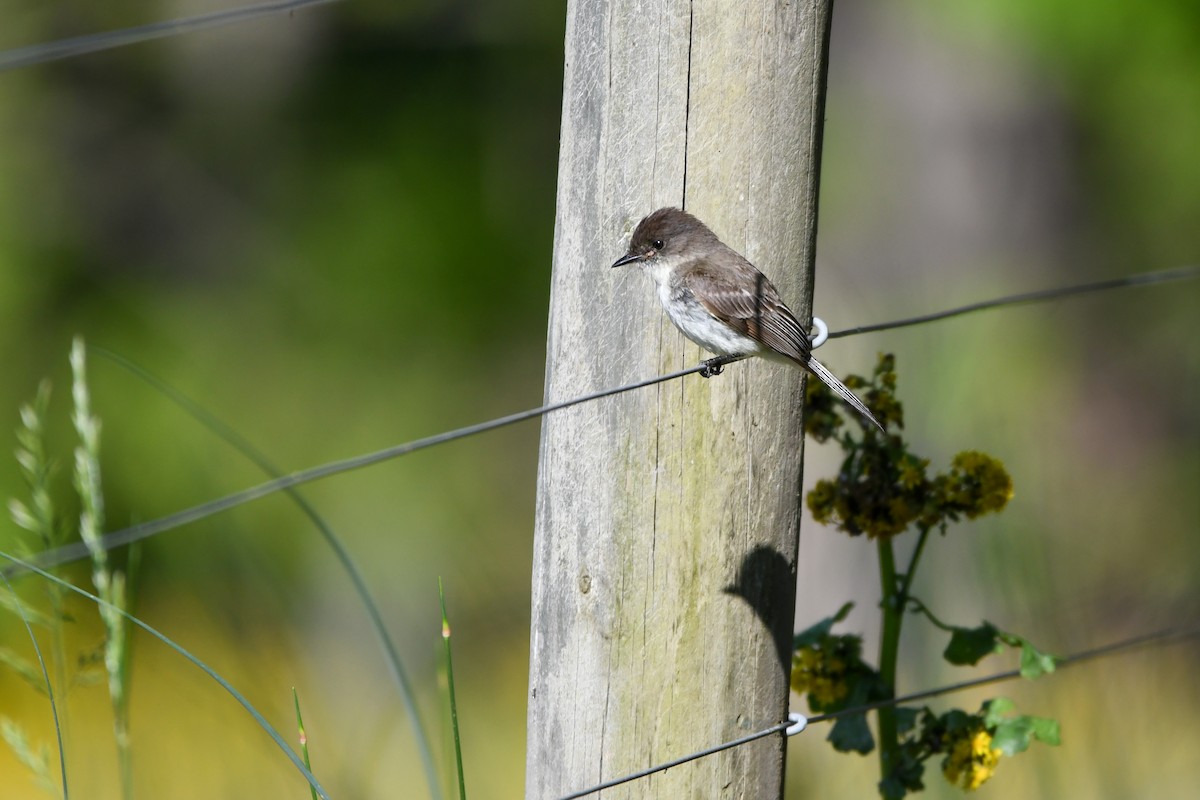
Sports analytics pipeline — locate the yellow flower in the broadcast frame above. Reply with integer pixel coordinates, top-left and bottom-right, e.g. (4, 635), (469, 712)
(945, 451), (1014, 519)
(869, 389), (904, 430)
(790, 645), (849, 707)
(897, 455), (928, 490)
(807, 480), (838, 525)
(943, 727), (1002, 791)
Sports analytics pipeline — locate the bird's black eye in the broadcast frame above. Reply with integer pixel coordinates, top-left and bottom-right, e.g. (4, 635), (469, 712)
(652, 239), (664, 250)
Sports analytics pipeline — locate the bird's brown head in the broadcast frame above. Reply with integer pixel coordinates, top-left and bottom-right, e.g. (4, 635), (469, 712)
(611, 207), (717, 269)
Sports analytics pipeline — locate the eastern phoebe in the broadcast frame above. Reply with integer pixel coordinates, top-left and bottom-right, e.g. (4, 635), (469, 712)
(612, 207), (885, 434)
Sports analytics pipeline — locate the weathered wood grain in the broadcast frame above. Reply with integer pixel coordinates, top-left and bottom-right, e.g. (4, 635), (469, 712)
(528, 1), (834, 797)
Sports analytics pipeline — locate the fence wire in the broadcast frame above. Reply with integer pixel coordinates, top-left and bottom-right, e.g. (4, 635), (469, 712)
(0, 0), (339, 72)
(4, 9), (1196, 797)
(557, 625), (1200, 799)
(4, 264), (1196, 579)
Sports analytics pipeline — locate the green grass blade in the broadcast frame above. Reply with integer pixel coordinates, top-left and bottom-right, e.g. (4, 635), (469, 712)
(93, 346), (442, 800)
(293, 688), (319, 800)
(0, 549), (331, 800)
(439, 578), (465, 800)
(0, 570), (68, 799)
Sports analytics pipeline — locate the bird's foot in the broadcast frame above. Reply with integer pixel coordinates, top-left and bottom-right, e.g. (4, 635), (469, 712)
(699, 356), (727, 378)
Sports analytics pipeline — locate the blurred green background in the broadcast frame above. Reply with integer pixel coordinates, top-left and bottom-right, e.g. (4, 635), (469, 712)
(0, 1), (1196, 798)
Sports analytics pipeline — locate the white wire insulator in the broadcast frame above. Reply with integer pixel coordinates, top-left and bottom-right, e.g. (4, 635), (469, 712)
(810, 317), (829, 349)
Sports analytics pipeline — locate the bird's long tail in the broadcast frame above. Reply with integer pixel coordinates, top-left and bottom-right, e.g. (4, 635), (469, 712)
(804, 356), (887, 434)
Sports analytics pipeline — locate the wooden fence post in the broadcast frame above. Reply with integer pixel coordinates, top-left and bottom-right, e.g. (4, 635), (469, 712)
(527, 1), (835, 797)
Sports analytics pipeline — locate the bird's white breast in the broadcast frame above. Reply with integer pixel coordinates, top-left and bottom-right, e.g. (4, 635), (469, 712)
(646, 255), (763, 357)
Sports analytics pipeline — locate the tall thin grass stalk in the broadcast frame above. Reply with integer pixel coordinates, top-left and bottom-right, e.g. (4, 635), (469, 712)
(439, 579), (466, 800)
(7, 380), (71, 796)
(70, 339), (135, 799)
(293, 688), (319, 800)
(0, 569), (68, 798)
(93, 346), (442, 800)
(0, 548), (332, 799)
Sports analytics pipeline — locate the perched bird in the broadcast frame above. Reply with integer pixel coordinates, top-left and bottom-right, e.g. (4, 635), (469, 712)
(612, 207), (885, 433)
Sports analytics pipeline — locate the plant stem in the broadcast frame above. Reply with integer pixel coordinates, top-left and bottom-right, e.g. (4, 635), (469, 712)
(292, 688), (319, 800)
(876, 537), (902, 789)
(439, 579), (466, 800)
(898, 527), (931, 601)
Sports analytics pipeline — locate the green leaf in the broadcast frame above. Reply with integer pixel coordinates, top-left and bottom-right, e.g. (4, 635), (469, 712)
(878, 775), (908, 800)
(992, 630), (1057, 678)
(943, 622), (1000, 665)
(992, 716), (1037, 756)
(1029, 716), (1061, 746)
(793, 602), (854, 649)
(932, 708), (977, 742)
(828, 712), (874, 754)
(895, 706), (921, 735)
(1019, 641), (1057, 679)
(991, 713), (1060, 756)
(982, 697), (1015, 726)
(880, 754), (926, 800)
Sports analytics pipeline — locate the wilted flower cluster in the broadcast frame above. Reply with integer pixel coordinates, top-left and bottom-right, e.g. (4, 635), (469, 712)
(935, 451), (1014, 519)
(803, 354), (904, 440)
(792, 354), (1058, 799)
(790, 641), (851, 708)
(805, 355), (1012, 539)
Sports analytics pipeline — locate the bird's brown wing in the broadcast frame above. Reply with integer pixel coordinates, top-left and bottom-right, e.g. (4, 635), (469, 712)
(680, 261), (887, 433)
(680, 262), (811, 362)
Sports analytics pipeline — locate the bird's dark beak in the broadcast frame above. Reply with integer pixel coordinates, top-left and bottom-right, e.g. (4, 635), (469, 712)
(611, 252), (644, 269)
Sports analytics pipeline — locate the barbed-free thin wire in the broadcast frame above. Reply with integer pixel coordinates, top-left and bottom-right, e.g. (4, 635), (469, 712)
(93, 348), (444, 800)
(0, 0), (339, 73)
(556, 624), (1200, 799)
(828, 265), (1198, 339)
(4, 264), (1196, 578)
(1, 358), (722, 578)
